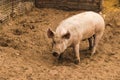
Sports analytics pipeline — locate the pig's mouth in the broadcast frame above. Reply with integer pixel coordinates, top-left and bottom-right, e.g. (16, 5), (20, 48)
(52, 52), (59, 57)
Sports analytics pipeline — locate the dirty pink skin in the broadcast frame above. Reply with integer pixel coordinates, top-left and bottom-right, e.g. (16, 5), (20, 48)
(47, 11), (105, 64)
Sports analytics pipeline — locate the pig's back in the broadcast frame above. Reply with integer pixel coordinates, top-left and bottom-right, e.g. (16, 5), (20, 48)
(60, 11), (104, 28)
(56, 11), (105, 37)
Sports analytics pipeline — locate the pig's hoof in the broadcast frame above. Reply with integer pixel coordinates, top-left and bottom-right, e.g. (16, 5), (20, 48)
(89, 47), (93, 50)
(91, 52), (95, 56)
(58, 60), (63, 63)
(74, 59), (80, 64)
(58, 57), (63, 63)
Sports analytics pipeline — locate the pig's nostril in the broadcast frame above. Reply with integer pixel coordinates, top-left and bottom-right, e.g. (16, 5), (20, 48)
(52, 52), (59, 57)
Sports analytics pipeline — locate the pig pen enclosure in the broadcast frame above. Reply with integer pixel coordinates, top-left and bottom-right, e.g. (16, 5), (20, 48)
(0, 0), (120, 80)
(0, 0), (34, 23)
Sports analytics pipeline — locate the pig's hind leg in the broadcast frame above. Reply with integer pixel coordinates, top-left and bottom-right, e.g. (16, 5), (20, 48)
(88, 37), (93, 50)
(91, 32), (103, 56)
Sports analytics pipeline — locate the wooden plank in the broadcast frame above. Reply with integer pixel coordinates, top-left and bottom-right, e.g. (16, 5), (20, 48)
(35, 0), (102, 11)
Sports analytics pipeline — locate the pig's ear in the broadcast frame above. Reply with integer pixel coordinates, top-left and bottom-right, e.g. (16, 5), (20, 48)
(62, 31), (70, 39)
(47, 28), (55, 38)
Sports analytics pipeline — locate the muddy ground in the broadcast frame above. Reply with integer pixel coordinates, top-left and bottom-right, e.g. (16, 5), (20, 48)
(0, 1), (120, 80)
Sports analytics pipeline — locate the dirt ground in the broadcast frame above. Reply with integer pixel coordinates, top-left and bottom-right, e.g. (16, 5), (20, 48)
(0, 1), (120, 80)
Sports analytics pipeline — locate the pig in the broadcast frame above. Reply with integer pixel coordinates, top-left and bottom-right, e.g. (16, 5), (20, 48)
(47, 11), (105, 64)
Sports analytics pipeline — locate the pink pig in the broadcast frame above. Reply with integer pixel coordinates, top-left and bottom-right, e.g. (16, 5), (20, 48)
(47, 11), (105, 64)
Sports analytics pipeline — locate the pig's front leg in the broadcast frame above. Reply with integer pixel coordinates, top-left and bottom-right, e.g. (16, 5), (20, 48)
(58, 53), (64, 63)
(73, 44), (80, 64)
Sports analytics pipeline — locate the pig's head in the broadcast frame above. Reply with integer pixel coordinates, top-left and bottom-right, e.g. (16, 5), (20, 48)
(47, 28), (70, 57)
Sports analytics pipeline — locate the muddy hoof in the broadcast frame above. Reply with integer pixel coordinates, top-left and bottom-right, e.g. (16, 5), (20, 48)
(58, 57), (63, 63)
(58, 59), (63, 64)
(91, 52), (95, 56)
(89, 47), (93, 50)
(74, 59), (80, 65)
(58, 57), (62, 61)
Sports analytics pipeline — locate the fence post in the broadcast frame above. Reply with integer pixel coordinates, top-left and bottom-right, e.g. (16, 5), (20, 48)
(99, 0), (103, 11)
(11, 0), (14, 18)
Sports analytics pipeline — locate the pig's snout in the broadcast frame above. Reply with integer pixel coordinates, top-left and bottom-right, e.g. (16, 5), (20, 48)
(52, 52), (59, 57)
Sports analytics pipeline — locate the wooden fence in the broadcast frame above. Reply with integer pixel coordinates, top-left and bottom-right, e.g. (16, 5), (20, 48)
(0, 0), (34, 23)
(35, 0), (103, 12)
